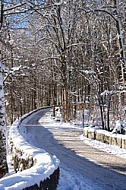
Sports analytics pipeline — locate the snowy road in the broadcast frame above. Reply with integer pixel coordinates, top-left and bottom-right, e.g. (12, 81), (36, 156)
(24, 108), (126, 190)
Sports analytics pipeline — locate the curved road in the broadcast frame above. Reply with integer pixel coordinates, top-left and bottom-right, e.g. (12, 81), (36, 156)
(25, 108), (126, 190)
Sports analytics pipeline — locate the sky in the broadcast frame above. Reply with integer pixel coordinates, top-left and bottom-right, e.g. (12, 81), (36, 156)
(0, 109), (126, 190)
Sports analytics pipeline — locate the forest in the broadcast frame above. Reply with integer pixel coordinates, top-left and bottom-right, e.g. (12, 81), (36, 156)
(0, 0), (126, 127)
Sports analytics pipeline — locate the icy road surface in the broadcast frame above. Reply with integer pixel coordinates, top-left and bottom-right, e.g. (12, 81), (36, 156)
(24, 108), (126, 190)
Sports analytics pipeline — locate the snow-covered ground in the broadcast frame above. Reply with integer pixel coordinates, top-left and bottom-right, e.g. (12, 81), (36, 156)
(39, 111), (126, 189)
(2, 108), (126, 189)
(42, 111), (126, 160)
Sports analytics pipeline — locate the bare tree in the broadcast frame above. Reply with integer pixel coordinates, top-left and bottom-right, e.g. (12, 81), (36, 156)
(0, 0), (8, 178)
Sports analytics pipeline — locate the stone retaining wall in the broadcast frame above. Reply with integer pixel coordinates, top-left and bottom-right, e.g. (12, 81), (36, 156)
(83, 127), (126, 149)
(23, 168), (59, 190)
(9, 136), (59, 190)
(0, 107), (60, 190)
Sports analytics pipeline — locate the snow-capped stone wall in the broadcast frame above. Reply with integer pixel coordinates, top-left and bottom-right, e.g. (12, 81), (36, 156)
(0, 107), (60, 190)
(83, 127), (126, 149)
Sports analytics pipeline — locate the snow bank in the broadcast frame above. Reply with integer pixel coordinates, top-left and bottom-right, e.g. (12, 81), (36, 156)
(0, 108), (60, 190)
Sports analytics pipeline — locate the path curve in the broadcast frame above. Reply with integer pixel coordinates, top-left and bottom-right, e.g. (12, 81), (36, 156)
(25, 108), (126, 190)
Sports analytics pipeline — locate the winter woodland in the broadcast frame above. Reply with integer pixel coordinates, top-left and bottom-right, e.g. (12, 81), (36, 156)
(0, 0), (126, 177)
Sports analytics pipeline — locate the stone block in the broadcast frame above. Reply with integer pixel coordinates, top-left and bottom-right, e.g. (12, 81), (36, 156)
(116, 137), (122, 148)
(88, 129), (95, 140)
(104, 135), (109, 144)
(111, 136), (117, 146)
(83, 128), (88, 138)
(122, 138), (126, 149)
(96, 132), (105, 143)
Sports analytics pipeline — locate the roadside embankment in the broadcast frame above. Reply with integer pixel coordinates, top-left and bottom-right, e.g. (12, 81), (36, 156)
(0, 107), (60, 190)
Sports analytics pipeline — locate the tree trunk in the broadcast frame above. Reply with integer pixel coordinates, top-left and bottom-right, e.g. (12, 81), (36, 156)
(0, 0), (8, 177)
(113, 0), (126, 83)
(0, 59), (8, 178)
